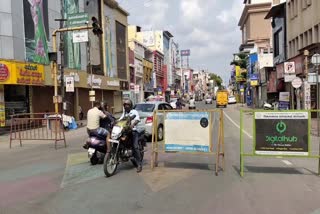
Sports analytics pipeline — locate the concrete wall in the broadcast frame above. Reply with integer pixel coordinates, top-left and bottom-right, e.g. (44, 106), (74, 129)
(0, 0), (25, 60)
(249, 12), (272, 40)
(287, 0), (320, 58)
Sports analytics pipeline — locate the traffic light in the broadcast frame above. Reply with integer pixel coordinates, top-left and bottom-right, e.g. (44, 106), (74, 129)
(91, 16), (103, 35)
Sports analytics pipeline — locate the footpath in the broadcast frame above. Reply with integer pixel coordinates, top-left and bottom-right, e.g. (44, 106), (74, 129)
(0, 113), (122, 149)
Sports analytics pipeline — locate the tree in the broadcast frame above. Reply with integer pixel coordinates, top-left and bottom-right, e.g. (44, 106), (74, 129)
(209, 73), (223, 87)
(230, 53), (248, 69)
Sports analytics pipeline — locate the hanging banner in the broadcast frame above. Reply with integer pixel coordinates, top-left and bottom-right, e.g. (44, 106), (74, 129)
(0, 85), (5, 127)
(65, 76), (75, 92)
(23, 0), (49, 64)
(65, 1), (83, 69)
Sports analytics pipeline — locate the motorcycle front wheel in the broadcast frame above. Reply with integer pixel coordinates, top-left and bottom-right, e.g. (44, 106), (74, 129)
(103, 151), (118, 177)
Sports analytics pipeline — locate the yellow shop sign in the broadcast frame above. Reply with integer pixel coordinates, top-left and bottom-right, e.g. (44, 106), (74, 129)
(0, 60), (44, 85)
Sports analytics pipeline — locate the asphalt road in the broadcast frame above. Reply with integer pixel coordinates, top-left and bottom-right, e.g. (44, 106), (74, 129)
(1, 101), (320, 214)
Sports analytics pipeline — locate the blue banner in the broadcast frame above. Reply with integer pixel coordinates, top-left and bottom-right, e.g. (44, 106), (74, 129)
(166, 112), (209, 120)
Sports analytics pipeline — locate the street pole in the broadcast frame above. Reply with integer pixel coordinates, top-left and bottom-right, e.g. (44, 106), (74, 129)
(291, 86), (294, 109)
(317, 65), (319, 137)
(87, 22), (93, 108)
(51, 26), (93, 114)
(311, 53), (320, 175)
(55, 17), (67, 113)
(180, 54), (183, 96)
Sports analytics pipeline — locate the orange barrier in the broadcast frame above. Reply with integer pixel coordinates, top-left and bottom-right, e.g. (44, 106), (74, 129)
(9, 113), (66, 149)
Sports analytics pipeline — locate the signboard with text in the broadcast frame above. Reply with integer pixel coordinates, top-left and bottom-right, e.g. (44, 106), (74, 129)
(0, 60), (44, 85)
(254, 112), (309, 156)
(0, 85), (5, 127)
(67, 12), (89, 27)
(65, 76), (75, 92)
(180, 49), (191, 56)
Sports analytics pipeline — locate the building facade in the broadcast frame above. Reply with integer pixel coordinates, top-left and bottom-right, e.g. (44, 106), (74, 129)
(286, 0), (320, 111)
(0, 0), (130, 128)
(238, 0), (273, 53)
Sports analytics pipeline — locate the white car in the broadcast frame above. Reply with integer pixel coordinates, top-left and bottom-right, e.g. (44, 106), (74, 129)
(134, 101), (173, 141)
(205, 97), (213, 104)
(228, 95), (237, 104)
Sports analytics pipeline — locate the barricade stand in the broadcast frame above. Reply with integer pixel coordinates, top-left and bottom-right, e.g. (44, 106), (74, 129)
(151, 109), (225, 176)
(240, 109), (320, 177)
(9, 113), (67, 149)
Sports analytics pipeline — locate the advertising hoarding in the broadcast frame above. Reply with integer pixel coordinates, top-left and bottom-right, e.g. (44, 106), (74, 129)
(164, 112), (211, 152)
(254, 112), (309, 156)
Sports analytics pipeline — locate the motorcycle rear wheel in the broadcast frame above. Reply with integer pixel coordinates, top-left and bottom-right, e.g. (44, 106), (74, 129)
(103, 152), (118, 177)
(90, 153), (99, 165)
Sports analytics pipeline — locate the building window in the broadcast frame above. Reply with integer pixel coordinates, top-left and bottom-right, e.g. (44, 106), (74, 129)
(299, 34), (303, 49)
(295, 37), (299, 54)
(315, 25), (319, 43)
(308, 29), (313, 45)
(274, 30), (281, 57)
(304, 31), (308, 47)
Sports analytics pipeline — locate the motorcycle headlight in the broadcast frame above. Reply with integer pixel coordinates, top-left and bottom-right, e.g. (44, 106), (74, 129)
(111, 126), (123, 139)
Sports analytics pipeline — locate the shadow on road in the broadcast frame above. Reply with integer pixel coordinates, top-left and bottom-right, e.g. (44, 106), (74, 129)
(163, 161), (214, 171)
(231, 165), (318, 175)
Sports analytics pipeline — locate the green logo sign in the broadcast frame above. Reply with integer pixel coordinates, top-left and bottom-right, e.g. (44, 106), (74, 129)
(276, 121), (286, 134)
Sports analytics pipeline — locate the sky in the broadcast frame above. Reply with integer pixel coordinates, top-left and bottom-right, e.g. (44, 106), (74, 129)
(118, 0), (244, 84)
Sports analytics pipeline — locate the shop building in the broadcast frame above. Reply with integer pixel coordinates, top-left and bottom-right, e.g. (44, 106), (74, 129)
(0, 0), (130, 127)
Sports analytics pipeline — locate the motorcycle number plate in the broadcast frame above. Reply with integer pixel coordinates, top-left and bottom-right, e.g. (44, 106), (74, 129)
(88, 148), (95, 153)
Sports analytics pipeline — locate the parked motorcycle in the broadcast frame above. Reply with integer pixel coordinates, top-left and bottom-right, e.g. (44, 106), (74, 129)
(263, 101), (279, 110)
(103, 115), (145, 177)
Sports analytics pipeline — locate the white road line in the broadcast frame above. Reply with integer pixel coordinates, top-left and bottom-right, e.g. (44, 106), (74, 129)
(223, 112), (253, 139)
(282, 160), (293, 166)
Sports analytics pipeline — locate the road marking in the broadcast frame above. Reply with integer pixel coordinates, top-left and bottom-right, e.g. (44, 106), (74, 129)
(223, 112), (253, 139)
(281, 160), (293, 166)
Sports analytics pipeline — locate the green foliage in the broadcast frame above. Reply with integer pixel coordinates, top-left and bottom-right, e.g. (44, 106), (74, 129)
(231, 53), (248, 69)
(209, 73), (223, 87)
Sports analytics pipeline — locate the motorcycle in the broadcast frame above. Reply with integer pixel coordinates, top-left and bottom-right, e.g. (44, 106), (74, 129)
(86, 135), (106, 165)
(263, 101), (279, 110)
(103, 115), (146, 177)
(84, 116), (115, 165)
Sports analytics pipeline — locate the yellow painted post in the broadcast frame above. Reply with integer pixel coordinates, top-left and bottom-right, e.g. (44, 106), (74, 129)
(221, 109), (225, 171)
(151, 110), (156, 169)
(209, 111), (213, 152)
(52, 34), (59, 114)
(155, 111), (159, 167)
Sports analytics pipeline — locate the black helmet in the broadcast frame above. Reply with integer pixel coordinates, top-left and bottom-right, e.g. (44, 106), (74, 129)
(123, 99), (133, 112)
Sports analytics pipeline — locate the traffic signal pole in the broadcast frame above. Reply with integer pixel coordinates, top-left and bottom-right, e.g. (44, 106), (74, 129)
(51, 25), (93, 114)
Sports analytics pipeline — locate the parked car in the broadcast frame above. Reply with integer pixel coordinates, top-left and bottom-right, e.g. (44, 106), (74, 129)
(134, 101), (173, 142)
(228, 95), (237, 104)
(205, 97), (213, 104)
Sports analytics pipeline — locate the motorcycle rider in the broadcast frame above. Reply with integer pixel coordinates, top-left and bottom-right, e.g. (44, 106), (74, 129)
(189, 96), (196, 109)
(119, 99), (142, 173)
(86, 101), (111, 153)
(100, 102), (116, 133)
